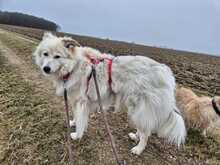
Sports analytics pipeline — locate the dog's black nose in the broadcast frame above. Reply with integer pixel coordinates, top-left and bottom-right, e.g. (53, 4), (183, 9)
(43, 66), (51, 74)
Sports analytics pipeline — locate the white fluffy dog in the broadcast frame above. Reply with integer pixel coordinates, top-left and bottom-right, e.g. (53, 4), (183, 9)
(34, 33), (186, 155)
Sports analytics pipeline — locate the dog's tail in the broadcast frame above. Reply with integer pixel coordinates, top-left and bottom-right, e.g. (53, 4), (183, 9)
(157, 107), (186, 147)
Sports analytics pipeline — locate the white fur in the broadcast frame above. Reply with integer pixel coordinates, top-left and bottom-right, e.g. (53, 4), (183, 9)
(33, 33), (186, 155)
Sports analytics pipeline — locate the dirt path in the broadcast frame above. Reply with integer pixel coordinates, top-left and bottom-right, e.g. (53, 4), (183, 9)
(0, 38), (46, 89)
(0, 29), (62, 108)
(0, 29), (69, 164)
(0, 28), (68, 162)
(0, 31), (36, 162)
(0, 27), (39, 44)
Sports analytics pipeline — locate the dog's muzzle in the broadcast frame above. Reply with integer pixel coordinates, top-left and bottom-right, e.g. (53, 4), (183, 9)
(43, 66), (51, 74)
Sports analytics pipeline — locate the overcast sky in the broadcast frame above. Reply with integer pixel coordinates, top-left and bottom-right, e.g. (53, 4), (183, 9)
(0, 0), (219, 55)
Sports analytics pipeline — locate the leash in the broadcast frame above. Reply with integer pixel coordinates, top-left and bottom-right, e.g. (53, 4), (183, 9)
(91, 65), (126, 165)
(63, 81), (74, 165)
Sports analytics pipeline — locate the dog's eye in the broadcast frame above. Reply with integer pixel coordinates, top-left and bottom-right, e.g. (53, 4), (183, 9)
(54, 55), (61, 59)
(43, 52), (48, 56)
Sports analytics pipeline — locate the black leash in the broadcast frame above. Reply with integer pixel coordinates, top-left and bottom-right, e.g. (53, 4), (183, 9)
(212, 98), (220, 117)
(91, 65), (126, 165)
(63, 82), (74, 165)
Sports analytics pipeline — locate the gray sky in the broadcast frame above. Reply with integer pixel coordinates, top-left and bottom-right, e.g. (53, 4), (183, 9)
(1, 0), (220, 55)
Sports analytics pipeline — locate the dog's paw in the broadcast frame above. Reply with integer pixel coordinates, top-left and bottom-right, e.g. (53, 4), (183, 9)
(131, 146), (143, 155)
(69, 119), (76, 127)
(128, 132), (139, 142)
(202, 130), (207, 137)
(70, 132), (79, 140)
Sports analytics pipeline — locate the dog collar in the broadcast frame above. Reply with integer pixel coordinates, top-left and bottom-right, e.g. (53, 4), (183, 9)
(61, 69), (75, 82)
(212, 98), (220, 117)
(62, 72), (71, 81)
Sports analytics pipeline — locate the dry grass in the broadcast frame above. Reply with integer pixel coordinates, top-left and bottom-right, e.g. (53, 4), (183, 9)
(0, 25), (220, 164)
(0, 53), (68, 164)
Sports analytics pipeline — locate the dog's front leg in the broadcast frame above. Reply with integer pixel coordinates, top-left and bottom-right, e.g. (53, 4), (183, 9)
(69, 101), (77, 127)
(70, 100), (89, 140)
(114, 94), (122, 113)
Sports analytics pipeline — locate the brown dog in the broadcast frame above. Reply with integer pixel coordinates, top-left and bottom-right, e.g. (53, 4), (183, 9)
(176, 87), (220, 135)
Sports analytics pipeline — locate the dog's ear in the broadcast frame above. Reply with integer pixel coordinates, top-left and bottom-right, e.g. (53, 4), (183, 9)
(42, 32), (54, 40)
(62, 37), (81, 53)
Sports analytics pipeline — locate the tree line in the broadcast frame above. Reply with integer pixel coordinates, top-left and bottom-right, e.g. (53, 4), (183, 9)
(0, 11), (60, 31)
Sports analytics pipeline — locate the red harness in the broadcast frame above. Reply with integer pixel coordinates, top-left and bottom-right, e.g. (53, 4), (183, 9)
(61, 55), (113, 94)
(86, 57), (113, 94)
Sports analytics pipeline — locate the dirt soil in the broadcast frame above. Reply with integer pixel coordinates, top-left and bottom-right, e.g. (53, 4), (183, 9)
(0, 25), (220, 165)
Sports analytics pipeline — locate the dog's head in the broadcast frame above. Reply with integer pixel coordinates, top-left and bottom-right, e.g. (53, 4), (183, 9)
(33, 32), (80, 78)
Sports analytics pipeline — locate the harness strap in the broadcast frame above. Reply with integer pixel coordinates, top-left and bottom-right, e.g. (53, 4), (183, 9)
(86, 57), (113, 94)
(107, 59), (113, 91)
(212, 98), (220, 117)
(86, 71), (93, 94)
